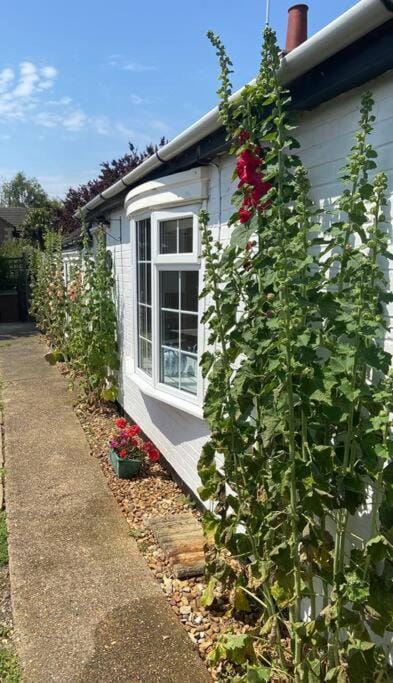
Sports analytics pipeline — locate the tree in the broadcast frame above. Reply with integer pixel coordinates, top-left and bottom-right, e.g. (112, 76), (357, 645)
(0, 172), (48, 208)
(56, 139), (167, 234)
(22, 200), (62, 248)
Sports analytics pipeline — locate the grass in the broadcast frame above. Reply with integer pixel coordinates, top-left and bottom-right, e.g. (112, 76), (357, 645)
(128, 528), (144, 539)
(0, 513), (8, 568)
(0, 647), (21, 682)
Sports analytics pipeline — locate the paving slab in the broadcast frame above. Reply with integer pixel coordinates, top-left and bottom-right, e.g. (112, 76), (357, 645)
(145, 514), (205, 578)
(0, 324), (210, 683)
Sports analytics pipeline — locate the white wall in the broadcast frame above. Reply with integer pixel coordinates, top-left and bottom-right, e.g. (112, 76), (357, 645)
(108, 70), (393, 503)
(298, 70), (393, 355)
(106, 208), (214, 499)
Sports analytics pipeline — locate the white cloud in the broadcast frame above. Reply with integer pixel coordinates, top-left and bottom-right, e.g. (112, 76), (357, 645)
(149, 118), (171, 134)
(130, 93), (144, 105)
(41, 66), (57, 79)
(34, 111), (58, 128)
(62, 110), (87, 131)
(0, 60), (168, 147)
(47, 96), (72, 106)
(0, 68), (14, 94)
(0, 61), (58, 122)
(108, 55), (156, 72)
(91, 116), (111, 135)
(123, 61), (156, 72)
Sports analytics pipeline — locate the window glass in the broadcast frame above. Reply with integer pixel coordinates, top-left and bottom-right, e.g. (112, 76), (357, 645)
(180, 354), (198, 395)
(136, 218), (152, 376)
(160, 220), (177, 254)
(160, 270), (179, 309)
(181, 270), (198, 311)
(159, 217), (193, 254)
(179, 217), (193, 253)
(159, 270), (198, 395)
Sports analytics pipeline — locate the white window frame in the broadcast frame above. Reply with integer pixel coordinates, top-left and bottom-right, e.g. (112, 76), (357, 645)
(131, 204), (203, 412)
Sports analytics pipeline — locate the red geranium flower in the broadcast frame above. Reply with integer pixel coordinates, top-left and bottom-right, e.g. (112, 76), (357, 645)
(119, 449), (127, 458)
(148, 448), (160, 463)
(115, 417), (127, 429)
(125, 425), (141, 438)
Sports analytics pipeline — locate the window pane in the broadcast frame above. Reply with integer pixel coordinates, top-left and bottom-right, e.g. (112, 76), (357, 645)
(181, 271), (198, 312)
(160, 271), (179, 310)
(160, 220), (177, 254)
(161, 310), (179, 348)
(179, 217), (193, 253)
(138, 304), (151, 341)
(181, 313), (198, 353)
(180, 353), (197, 395)
(161, 348), (180, 389)
(138, 264), (151, 304)
(139, 338), (152, 376)
(137, 219), (151, 261)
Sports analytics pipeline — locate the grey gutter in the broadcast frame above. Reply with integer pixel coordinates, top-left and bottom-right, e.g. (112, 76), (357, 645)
(81, 0), (393, 216)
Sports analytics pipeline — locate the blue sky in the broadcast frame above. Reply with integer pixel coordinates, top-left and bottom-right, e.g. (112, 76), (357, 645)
(0, 0), (354, 198)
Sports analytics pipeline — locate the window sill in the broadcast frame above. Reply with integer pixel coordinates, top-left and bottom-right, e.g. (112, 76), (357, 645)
(130, 371), (205, 420)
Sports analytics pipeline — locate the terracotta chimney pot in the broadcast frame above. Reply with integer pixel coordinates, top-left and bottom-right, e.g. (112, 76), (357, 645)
(285, 4), (308, 53)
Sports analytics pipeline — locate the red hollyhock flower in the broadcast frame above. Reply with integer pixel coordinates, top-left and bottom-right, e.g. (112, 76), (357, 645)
(119, 449), (127, 458)
(239, 208), (253, 224)
(115, 417), (127, 429)
(238, 130), (250, 144)
(236, 150), (261, 187)
(245, 240), (256, 251)
(251, 180), (272, 207)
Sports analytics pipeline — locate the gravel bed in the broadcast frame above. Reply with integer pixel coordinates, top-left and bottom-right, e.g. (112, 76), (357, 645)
(68, 393), (257, 680)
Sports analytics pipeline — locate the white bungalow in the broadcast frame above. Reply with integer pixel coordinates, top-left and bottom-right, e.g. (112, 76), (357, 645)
(71, 0), (393, 500)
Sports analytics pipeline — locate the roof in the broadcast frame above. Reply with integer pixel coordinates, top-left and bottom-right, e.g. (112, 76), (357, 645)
(0, 207), (28, 230)
(80, 0), (393, 219)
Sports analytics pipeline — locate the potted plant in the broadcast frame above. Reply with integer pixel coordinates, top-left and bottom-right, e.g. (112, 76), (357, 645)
(108, 417), (160, 478)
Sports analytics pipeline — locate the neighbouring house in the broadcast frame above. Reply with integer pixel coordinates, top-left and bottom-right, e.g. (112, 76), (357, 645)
(0, 207), (28, 244)
(64, 0), (393, 502)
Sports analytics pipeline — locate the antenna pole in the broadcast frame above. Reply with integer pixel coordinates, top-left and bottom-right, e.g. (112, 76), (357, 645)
(265, 0), (271, 25)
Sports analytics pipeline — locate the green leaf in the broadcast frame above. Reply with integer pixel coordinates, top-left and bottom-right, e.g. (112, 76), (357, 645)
(230, 221), (256, 248)
(232, 586), (251, 612)
(221, 633), (256, 664)
(246, 665), (271, 682)
(101, 384), (118, 402)
(200, 577), (218, 607)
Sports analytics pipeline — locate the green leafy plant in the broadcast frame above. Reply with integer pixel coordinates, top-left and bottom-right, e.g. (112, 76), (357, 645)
(29, 229), (66, 352)
(29, 224), (120, 404)
(199, 25), (393, 682)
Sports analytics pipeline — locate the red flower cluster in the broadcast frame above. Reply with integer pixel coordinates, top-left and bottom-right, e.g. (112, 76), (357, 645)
(236, 145), (272, 224)
(110, 417), (160, 464)
(142, 441), (160, 463)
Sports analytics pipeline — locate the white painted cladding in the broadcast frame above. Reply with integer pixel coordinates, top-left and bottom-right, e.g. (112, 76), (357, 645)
(107, 69), (393, 503)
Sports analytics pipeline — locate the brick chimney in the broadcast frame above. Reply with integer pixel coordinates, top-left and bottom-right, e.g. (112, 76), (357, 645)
(285, 4), (308, 53)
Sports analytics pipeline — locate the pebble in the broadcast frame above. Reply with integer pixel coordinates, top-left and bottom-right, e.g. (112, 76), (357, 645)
(179, 605), (191, 616)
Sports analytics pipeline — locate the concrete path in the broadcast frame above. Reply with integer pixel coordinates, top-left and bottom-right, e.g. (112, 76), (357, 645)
(0, 324), (210, 683)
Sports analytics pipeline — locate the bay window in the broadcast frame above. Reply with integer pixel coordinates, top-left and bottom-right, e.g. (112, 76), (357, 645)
(134, 209), (200, 404)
